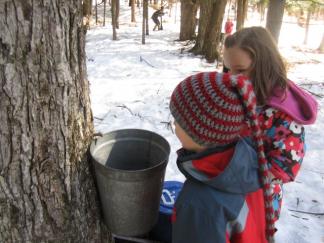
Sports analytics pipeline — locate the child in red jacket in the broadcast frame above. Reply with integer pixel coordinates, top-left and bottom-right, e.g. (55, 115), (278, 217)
(225, 18), (234, 36)
(170, 72), (272, 242)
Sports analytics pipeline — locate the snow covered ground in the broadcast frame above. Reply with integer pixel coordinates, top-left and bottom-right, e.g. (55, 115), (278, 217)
(86, 2), (324, 242)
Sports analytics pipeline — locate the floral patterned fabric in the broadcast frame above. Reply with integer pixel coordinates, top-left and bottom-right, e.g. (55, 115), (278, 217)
(259, 106), (306, 221)
(259, 106), (305, 183)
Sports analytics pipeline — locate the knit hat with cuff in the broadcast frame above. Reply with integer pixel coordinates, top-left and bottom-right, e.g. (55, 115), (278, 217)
(170, 71), (276, 242)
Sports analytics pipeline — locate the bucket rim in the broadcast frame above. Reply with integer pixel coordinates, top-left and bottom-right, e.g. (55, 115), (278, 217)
(90, 128), (170, 174)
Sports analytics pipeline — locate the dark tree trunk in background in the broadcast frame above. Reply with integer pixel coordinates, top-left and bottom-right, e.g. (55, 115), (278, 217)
(0, 0), (110, 242)
(131, 0), (136, 22)
(191, 0), (213, 54)
(116, 0), (120, 28)
(96, 0), (99, 24)
(142, 0), (148, 44)
(145, 1), (149, 35)
(191, 0), (227, 62)
(83, 0), (93, 16)
(236, 0), (248, 31)
(112, 0), (118, 39)
(266, 0), (285, 43)
(104, 0), (107, 26)
(83, 0), (93, 28)
(179, 0), (199, 41)
(202, 0), (227, 62)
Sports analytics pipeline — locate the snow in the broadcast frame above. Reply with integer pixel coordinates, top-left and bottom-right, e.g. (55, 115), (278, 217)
(86, 2), (324, 242)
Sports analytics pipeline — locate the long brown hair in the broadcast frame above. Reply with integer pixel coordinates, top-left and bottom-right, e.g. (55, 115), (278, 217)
(224, 26), (287, 105)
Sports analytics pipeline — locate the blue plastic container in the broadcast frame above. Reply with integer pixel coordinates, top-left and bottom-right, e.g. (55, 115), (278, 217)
(149, 181), (183, 243)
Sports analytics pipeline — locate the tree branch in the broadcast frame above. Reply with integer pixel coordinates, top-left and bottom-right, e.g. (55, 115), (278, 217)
(288, 209), (324, 216)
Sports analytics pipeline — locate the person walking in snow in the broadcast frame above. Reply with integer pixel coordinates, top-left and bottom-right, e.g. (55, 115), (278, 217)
(152, 7), (164, 31)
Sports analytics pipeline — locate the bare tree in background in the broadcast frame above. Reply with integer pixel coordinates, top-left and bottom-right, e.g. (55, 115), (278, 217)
(104, 0), (107, 26)
(191, 0), (227, 62)
(142, 0), (149, 44)
(83, 0), (93, 29)
(236, 0), (248, 31)
(179, 0), (199, 41)
(112, 0), (118, 39)
(266, 0), (285, 43)
(146, 0), (149, 35)
(0, 0), (110, 242)
(131, 0), (136, 22)
(116, 0), (120, 28)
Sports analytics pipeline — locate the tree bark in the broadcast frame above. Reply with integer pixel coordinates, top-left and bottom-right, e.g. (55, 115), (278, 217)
(83, 0), (93, 17)
(203, 0), (227, 62)
(191, 0), (227, 62)
(83, 0), (93, 29)
(191, 0), (213, 55)
(112, 0), (118, 40)
(266, 0), (286, 43)
(104, 0), (107, 26)
(116, 0), (120, 29)
(0, 0), (110, 242)
(96, 0), (99, 24)
(179, 0), (198, 41)
(131, 0), (136, 22)
(142, 0), (148, 44)
(236, 0), (248, 31)
(145, 1), (149, 35)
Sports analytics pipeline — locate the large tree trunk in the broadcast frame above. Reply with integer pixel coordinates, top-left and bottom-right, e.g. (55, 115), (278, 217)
(191, 0), (213, 55)
(266, 0), (286, 43)
(83, 0), (93, 29)
(236, 0), (248, 31)
(179, 0), (198, 41)
(202, 0), (227, 62)
(191, 0), (227, 62)
(0, 1), (110, 242)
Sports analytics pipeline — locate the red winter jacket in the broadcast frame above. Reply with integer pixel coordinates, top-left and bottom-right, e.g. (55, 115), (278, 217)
(172, 139), (267, 243)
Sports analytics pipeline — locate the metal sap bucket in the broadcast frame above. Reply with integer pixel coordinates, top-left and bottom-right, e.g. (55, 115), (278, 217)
(90, 129), (170, 237)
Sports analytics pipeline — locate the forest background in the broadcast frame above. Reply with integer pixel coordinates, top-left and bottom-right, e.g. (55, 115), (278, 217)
(0, 0), (323, 242)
